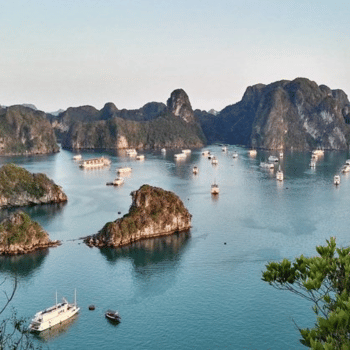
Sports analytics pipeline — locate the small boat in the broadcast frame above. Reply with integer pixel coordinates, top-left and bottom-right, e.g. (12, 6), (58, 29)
(174, 153), (186, 160)
(73, 155), (82, 161)
(260, 162), (274, 169)
(310, 160), (316, 168)
(136, 155), (145, 161)
(249, 149), (257, 156)
(117, 166), (132, 174)
(161, 148), (166, 153)
(110, 177), (124, 186)
(182, 149), (191, 154)
(268, 155), (279, 163)
(345, 159), (350, 165)
(211, 156), (218, 165)
(276, 166), (284, 181)
(126, 149), (137, 156)
(222, 146), (227, 152)
(232, 152), (238, 159)
(202, 150), (210, 156)
(211, 183), (219, 195)
(341, 165), (350, 173)
(193, 166), (199, 174)
(279, 152), (283, 159)
(312, 149), (324, 156)
(29, 291), (80, 332)
(334, 175), (340, 185)
(105, 310), (121, 322)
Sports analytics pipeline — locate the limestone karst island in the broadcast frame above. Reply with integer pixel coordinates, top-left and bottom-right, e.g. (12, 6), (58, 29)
(84, 185), (192, 248)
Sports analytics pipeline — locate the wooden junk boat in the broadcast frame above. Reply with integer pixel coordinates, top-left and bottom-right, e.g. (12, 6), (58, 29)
(105, 310), (121, 322)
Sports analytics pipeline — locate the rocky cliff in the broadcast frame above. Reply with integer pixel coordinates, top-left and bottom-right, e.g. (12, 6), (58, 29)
(0, 105), (59, 155)
(0, 164), (67, 208)
(197, 78), (350, 150)
(0, 211), (59, 255)
(85, 185), (192, 248)
(54, 89), (206, 150)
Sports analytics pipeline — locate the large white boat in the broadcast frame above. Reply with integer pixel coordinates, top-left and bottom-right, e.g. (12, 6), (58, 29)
(174, 153), (186, 160)
(312, 149), (324, 156)
(29, 292), (80, 332)
(117, 166), (132, 174)
(126, 149), (137, 156)
(79, 157), (111, 169)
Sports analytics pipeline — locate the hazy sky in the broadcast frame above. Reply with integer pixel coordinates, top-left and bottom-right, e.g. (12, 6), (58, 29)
(1, 0), (349, 112)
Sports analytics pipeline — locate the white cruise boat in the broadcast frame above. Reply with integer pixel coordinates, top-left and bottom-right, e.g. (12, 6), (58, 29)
(29, 292), (79, 332)
(334, 175), (340, 186)
(174, 153), (186, 160)
(268, 155), (279, 163)
(126, 149), (137, 156)
(248, 149), (257, 156)
(136, 155), (145, 160)
(312, 149), (324, 156)
(73, 154), (82, 161)
(276, 166), (284, 181)
(260, 162), (274, 169)
(211, 183), (219, 195)
(117, 166), (132, 173)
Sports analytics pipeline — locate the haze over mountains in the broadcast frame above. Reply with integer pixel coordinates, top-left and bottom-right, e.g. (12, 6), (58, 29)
(1, 77), (350, 156)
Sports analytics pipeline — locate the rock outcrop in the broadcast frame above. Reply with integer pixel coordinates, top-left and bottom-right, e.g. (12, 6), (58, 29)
(85, 185), (192, 248)
(0, 164), (67, 208)
(0, 211), (60, 255)
(53, 89), (206, 150)
(197, 78), (350, 150)
(0, 105), (59, 155)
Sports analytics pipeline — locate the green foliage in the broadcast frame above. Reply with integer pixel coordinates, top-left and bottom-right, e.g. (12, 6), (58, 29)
(262, 238), (350, 349)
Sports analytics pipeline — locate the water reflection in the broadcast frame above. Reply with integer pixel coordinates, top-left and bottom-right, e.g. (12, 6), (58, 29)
(0, 249), (49, 279)
(99, 231), (190, 269)
(32, 314), (79, 343)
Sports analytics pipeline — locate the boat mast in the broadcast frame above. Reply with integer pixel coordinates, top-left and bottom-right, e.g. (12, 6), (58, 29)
(56, 291), (57, 306)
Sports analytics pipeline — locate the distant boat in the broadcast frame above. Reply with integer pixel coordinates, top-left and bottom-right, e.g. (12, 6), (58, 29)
(202, 150), (210, 156)
(268, 155), (279, 163)
(161, 148), (166, 153)
(232, 152), (238, 159)
(260, 162), (274, 169)
(276, 166), (284, 181)
(249, 149), (257, 156)
(211, 156), (218, 165)
(341, 165), (350, 173)
(279, 152), (283, 159)
(136, 155), (145, 161)
(126, 149), (137, 156)
(346, 159), (350, 165)
(174, 153), (186, 160)
(106, 177), (124, 186)
(211, 183), (219, 195)
(80, 157), (111, 169)
(105, 310), (121, 323)
(311, 154), (318, 161)
(193, 166), (199, 174)
(182, 149), (191, 154)
(117, 166), (132, 174)
(312, 149), (324, 156)
(73, 155), (82, 161)
(310, 160), (316, 168)
(222, 146), (227, 152)
(29, 291), (79, 332)
(334, 175), (340, 185)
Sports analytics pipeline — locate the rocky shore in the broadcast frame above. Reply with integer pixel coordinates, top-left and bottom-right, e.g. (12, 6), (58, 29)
(85, 185), (191, 248)
(0, 211), (60, 255)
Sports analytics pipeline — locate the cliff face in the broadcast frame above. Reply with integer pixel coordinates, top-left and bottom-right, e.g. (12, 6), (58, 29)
(0, 211), (59, 255)
(85, 185), (192, 248)
(0, 105), (59, 155)
(198, 78), (350, 150)
(0, 164), (67, 208)
(56, 89), (206, 150)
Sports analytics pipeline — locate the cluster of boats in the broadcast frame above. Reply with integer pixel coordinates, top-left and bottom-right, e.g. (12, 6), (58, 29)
(28, 292), (121, 333)
(258, 152), (284, 181)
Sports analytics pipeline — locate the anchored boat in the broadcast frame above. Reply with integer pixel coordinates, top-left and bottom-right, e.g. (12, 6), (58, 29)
(29, 291), (80, 332)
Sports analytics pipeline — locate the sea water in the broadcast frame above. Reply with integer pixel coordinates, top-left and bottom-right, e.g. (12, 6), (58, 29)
(1, 146), (350, 350)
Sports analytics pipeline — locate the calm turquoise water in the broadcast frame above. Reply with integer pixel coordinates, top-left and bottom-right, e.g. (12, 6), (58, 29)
(1, 146), (350, 349)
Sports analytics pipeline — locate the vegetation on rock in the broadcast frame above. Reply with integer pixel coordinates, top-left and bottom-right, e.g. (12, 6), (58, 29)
(0, 211), (59, 255)
(85, 185), (192, 248)
(0, 164), (67, 208)
(0, 105), (59, 155)
(262, 237), (350, 349)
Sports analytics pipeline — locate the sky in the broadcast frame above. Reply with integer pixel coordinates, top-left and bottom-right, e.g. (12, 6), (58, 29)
(1, 0), (349, 113)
